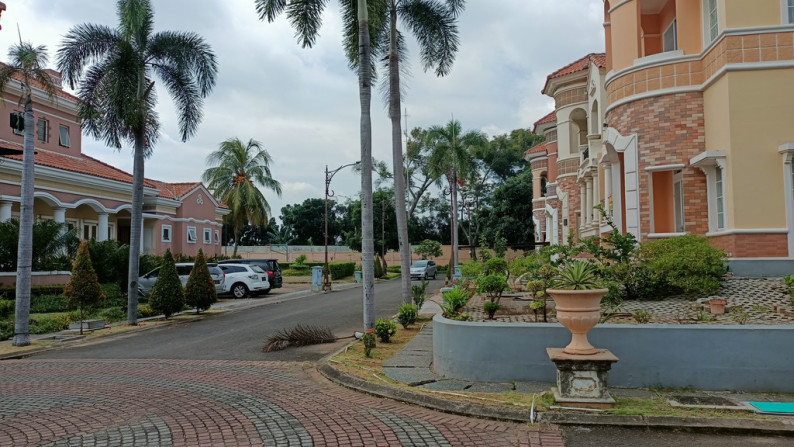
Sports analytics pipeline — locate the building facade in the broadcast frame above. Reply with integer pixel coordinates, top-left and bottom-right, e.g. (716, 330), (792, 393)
(0, 69), (228, 257)
(527, 0), (794, 268)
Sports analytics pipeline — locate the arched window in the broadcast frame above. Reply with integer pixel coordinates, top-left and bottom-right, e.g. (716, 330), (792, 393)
(540, 173), (548, 197)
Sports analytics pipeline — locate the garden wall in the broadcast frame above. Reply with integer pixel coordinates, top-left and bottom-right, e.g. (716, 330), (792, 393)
(433, 315), (794, 392)
(0, 271), (71, 287)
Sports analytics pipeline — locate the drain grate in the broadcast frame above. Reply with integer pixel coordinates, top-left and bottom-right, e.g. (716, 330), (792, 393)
(668, 394), (749, 411)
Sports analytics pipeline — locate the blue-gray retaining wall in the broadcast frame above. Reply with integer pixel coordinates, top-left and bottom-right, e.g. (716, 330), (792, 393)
(432, 315), (794, 392)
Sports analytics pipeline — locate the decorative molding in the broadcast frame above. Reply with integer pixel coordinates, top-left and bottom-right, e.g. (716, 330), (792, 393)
(644, 163), (686, 172)
(706, 228), (789, 236)
(608, 0), (632, 14)
(647, 232), (687, 238)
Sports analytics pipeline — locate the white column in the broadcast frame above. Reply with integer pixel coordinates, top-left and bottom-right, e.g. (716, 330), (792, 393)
(585, 177), (593, 223)
(579, 183), (586, 229)
(592, 172), (600, 221)
(603, 164), (612, 216)
(0, 201), (13, 222)
(97, 213), (109, 242)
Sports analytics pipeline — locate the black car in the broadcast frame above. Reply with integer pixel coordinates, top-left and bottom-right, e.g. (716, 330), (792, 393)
(218, 258), (282, 292)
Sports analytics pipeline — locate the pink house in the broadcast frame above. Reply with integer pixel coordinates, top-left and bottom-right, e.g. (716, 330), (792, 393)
(0, 68), (228, 257)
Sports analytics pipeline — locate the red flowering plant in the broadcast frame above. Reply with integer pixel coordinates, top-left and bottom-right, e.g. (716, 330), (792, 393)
(362, 328), (376, 357)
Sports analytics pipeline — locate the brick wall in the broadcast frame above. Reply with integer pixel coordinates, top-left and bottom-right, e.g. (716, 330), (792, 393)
(709, 233), (789, 258)
(556, 176), (580, 240)
(555, 87), (588, 109)
(606, 92), (708, 239)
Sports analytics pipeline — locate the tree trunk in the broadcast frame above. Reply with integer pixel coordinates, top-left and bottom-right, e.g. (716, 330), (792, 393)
(13, 94), (35, 346)
(388, 5), (412, 304)
(451, 167), (459, 270)
(126, 125), (145, 325)
(359, 0), (376, 330)
(233, 224), (240, 257)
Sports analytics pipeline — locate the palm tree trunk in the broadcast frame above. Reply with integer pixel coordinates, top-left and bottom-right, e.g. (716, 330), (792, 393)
(388, 4), (412, 304)
(358, 0), (376, 330)
(451, 167), (459, 270)
(233, 224), (240, 257)
(13, 94), (35, 346)
(126, 126), (145, 325)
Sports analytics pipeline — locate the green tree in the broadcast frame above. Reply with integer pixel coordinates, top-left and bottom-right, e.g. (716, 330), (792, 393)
(0, 219), (79, 272)
(57, 0), (218, 325)
(185, 248), (216, 314)
(149, 249), (184, 319)
(0, 42), (57, 346)
(255, 0), (386, 329)
(63, 240), (104, 335)
(202, 138), (282, 256)
(280, 198), (347, 246)
(344, 189), (398, 253)
(414, 239), (442, 260)
(477, 169), (535, 250)
(427, 119), (487, 272)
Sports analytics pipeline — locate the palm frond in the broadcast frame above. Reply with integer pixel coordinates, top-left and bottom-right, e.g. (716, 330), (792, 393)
(399, 0), (460, 76)
(263, 324), (337, 352)
(255, 0), (288, 22)
(147, 31), (218, 96)
(56, 23), (120, 89)
(285, 0), (331, 49)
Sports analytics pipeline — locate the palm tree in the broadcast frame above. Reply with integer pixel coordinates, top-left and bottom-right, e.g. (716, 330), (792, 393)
(255, 0), (387, 329)
(202, 138), (282, 257)
(427, 119), (486, 273)
(0, 42), (56, 346)
(57, 0), (217, 325)
(381, 0), (464, 303)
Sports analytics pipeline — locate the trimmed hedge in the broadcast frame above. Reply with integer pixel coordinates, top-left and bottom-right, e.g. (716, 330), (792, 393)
(329, 262), (355, 280)
(0, 285), (65, 300)
(280, 261), (324, 270)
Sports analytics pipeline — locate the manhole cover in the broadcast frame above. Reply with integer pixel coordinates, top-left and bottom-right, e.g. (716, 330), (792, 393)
(668, 395), (748, 410)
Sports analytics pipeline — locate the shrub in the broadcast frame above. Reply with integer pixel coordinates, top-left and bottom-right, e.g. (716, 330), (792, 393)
(63, 240), (105, 332)
(329, 262), (356, 280)
(374, 318), (396, 342)
(29, 314), (72, 334)
(411, 280), (429, 309)
(137, 304), (157, 318)
(101, 283), (126, 307)
(373, 256), (385, 278)
(483, 258), (508, 276)
(632, 309), (652, 324)
(477, 274), (508, 302)
(293, 254), (308, 269)
(184, 249), (217, 314)
(99, 307), (126, 323)
(0, 319), (13, 340)
(0, 285), (66, 301)
(460, 260), (483, 279)
(386, 265), (401, 273)
(282, 268), (312, 276)
(149, 249), (185, 319)
(640, 235), (727, 296)
(0, 299), (14, 319)
(441, 286), (471, 317)
(483, 301), (499, 319)
(362, 328), (376, 357)
(397, 303), (418, 328)
(30, 294), (69, 313)
(604, 261), (661, 300)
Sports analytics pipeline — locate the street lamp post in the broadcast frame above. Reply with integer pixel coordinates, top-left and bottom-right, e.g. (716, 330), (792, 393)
(324, 161), (359, 291)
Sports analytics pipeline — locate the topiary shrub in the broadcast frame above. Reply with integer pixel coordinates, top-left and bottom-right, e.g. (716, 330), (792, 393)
(374, 318), (397, 342)
(63, 240), (105, 334)
(149, 249), (185, 319)
(30, 294), (69, 313)
(397, 303), (418, 328)
(460, 260), (483, 279)
(483, 301), (500, 319)
(477, 274), (508, 303)
(184, 249), (217, 314)
(483, 257), (508, 276)
(101, 283), (126, 307)
(329, 262), (355, 280)
(640, 235), (727, 296)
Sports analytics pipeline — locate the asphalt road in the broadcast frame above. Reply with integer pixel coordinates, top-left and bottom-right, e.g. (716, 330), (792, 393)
(36, 277), (446, 362)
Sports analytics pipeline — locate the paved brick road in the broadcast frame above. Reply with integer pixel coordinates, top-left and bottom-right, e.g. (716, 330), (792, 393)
(0, 359), (563, 446)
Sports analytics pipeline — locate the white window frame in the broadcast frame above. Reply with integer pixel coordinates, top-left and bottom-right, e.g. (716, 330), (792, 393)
(203, 228), (211, 244)
(645, 164), (687, 237)
(83, 221), (97, 240)
(161, 224), (172, 243)
(703, 0), (719, 46)
(214, 229), (220, 244)
(37, 118), (48, 142)
(663, 18), (678, 52)
(715, 167), (725, 230)
(107, 222), (115, 240)
(783, 0), (794, 24)
(187, 226), (197, 243)
(58, 125), (71, 147)
(779, 144), (794, 256)
(691, 151), (728, 234)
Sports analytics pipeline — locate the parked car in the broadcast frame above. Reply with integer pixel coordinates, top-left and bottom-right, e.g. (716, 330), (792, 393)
(218, 263), (270, 298)
(138, 262), (225, 296)
(219, 258), (282, 292)
(410, 260), (437, 280)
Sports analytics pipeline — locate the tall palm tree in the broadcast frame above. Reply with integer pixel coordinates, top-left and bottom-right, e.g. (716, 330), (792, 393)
(57, 0), (217, 325)
(381, 0), (464, 303)
(427, 119), (485, 272)
(0, 42), (56, 346)
(255, 0), (388, 329)
(202, 137), (282, 257)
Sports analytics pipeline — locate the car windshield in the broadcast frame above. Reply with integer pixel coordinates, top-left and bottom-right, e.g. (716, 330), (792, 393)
(411, 261), (428, 268)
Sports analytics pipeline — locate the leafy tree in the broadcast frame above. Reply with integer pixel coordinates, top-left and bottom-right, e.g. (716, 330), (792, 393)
(255, 0), (386, 329)
(0, 219), (79, 272)
(202, 138), (282, 256)
(280, 198), (348, 246)
(184, 248), (216, 314)
(414, 239), (442, 260)
(477, 169), (535, 250)
(0, 41), (57, 346)
(63, 240), (104, 335)
(58, 0), (218, 325)
(149, 249), (184, 319)
(344, 189), (398, 253)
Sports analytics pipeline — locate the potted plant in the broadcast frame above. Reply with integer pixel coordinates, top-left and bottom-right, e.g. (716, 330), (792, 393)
(708, 298), (728, 315)
(547, 260), (608, 355)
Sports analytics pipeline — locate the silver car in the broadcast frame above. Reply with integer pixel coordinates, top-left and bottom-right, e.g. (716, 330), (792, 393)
(410, 260), (437, 280)
(138, 262), (225, 295)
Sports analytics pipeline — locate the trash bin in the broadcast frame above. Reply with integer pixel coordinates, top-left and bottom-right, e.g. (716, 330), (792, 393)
(311, 266), (322, 292)
(354, 270), (362, 283)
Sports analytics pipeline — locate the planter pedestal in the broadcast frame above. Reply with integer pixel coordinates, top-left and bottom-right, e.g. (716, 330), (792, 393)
(547, 347), (619, 409)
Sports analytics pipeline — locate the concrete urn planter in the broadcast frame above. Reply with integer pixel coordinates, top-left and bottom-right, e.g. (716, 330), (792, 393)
(709, 299), (727, 315)
(548, 288), (608, 355)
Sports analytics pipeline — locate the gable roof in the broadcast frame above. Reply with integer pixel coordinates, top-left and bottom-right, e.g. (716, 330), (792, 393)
(541, 53), (606, 95)
(533, 111), (556, 133)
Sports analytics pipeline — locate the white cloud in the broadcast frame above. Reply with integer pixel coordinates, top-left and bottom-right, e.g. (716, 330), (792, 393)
(0, 0), (604, 222)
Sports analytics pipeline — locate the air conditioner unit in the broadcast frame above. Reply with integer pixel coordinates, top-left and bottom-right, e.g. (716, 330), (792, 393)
(9, 112), (24, 131)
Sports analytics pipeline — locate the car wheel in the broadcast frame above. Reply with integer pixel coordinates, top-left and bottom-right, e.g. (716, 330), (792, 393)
(432, 271), (436, 280)
(424, 272), (429, 280)
(232, 283), (249, 299)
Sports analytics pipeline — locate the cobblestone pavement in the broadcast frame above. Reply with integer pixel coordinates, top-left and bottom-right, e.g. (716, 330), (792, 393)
(464, 278), (794, 325)
(0, 359), (563, 447)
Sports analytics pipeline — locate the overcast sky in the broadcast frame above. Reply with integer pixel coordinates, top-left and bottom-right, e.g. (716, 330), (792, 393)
(0, 0), (604, 222)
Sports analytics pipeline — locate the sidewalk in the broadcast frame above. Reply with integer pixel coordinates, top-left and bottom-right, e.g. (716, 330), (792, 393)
(318, 294), (794, 437)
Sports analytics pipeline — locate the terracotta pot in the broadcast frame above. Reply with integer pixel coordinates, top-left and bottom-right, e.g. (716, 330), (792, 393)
(709, 299), (727, 315)
(548, 288), (608, 355)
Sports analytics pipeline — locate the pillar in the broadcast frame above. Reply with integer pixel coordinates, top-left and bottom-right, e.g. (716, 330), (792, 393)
(53, 208), (67, 254)
(585, 177), (594, 224)
(97, 213), (109, 241)
(603, 164), (612, 216)
(1, 201), (13, 222)
(579, 183), (586, 230)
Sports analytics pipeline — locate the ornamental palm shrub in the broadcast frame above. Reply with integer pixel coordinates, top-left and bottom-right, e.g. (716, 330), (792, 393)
(149, 249), (185, 319)
(63, 240), (105, 334)
(185, 249), (217, 314)
(411, 280), (429, 310)
(639, 235), (727, 296)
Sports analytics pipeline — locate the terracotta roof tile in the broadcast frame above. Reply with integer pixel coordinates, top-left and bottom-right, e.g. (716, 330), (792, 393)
(1, 64), (80, 103)
(524, 142), (547, 159)
(542, 53), (606, 94)
(534, 111), (556, 128)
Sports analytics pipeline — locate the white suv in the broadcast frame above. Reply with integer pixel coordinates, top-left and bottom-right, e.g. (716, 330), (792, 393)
(219, 264), (271, 298)
(138, 262), (225, 296)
